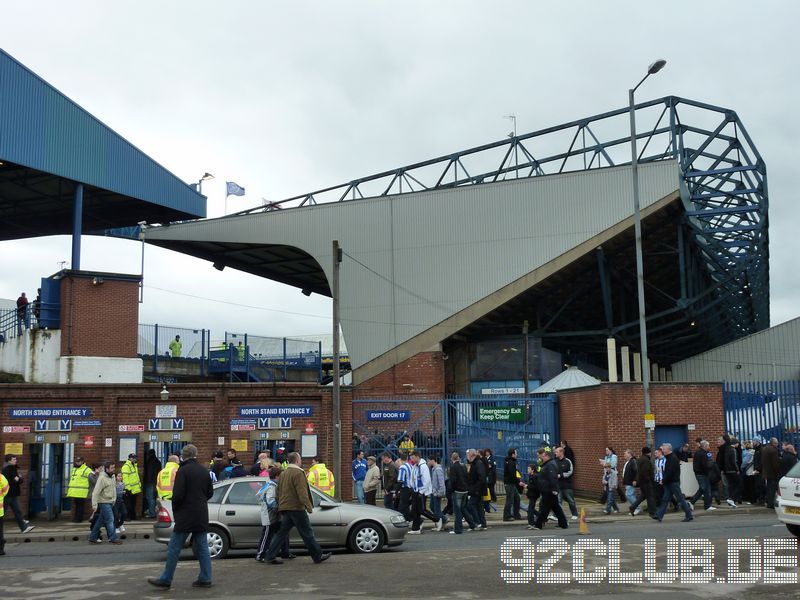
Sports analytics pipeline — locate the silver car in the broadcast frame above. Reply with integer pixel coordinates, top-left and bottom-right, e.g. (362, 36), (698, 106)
(154, 477), (408, 558)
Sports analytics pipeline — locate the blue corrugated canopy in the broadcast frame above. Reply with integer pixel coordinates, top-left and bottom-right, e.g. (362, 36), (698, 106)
(0, 48), (205, 241)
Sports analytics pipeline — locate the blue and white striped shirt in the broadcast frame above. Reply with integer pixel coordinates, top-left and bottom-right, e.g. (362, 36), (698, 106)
(398, 462), (414, 489)
(654, 456), (666, 483)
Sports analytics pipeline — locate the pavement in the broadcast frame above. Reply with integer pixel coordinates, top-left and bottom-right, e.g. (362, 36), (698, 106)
(3, 494), (774, 543)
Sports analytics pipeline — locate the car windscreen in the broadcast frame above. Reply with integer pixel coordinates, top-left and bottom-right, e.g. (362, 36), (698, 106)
(786, 462), (800, 478)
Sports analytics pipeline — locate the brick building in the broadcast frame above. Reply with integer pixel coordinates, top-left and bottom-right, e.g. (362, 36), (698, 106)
(0, 382), (353, 519)
(558, 382), (724, 494)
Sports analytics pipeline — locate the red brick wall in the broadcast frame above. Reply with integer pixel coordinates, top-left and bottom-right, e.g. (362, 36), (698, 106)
(0, 382), (354, 517)
(60, 273), (139, 357)
(558, 382), (724, 494)
(356, 351), (445, 396)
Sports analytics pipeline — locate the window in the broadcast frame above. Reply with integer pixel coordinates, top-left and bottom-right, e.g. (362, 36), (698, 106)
(786, 462), (800, 479)
(224, 482), (261, 505)
(209, 485), (227, 505)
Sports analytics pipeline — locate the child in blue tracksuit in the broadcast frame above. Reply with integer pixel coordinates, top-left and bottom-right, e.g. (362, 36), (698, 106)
(603, 462), (619, 514)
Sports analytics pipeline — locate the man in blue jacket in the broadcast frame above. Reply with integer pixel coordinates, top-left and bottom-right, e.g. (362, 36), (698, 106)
(352, 450), (367, 504)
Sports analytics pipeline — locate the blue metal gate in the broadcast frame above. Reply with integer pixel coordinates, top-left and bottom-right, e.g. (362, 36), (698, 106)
(351, 394), (558, 479)
(723, 381), (800, 447)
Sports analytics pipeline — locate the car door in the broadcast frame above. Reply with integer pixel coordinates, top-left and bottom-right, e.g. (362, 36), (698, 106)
(222, 480), (264, 547)
(296, 488), (343, 546)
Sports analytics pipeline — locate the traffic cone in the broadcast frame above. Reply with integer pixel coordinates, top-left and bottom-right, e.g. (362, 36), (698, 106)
(578, 507), (590, 535)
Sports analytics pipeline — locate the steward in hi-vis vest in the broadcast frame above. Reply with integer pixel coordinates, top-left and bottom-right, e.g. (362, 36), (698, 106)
(66, 457), (93, 522)
(0, 472), (9, 554)
(307, 458), (335, 497)
(66, 459), (92, 499)
(156, 456), (180, 500)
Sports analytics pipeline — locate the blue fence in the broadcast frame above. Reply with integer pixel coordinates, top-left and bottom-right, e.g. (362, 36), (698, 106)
(723, 381), (800, 446)
(352, 395), (559, 480)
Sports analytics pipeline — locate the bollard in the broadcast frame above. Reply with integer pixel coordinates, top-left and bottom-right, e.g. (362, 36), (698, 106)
(579, 507), (590, 535)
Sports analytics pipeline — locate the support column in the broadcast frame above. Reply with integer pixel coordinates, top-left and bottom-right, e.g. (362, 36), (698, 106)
(620, 346), (631, 382)
(633, 353), (642, 382)
(659, 367), (666, 382)
(606, 338), (618, 382)
(651, 362), (659, 382)
(72, 183), (84, 270)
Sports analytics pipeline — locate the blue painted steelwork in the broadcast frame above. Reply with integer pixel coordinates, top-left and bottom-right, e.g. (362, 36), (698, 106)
(72, 183), (83, 269)
(0, 49), (205, 217)
(724, 381), (800, 447)
(236, 95), (767, 348)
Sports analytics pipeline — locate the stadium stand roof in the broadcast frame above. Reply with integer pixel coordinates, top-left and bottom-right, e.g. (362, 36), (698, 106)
(0, 48), (205, 242)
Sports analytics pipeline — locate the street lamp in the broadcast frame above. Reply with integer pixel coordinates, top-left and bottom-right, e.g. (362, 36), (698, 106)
(629, 58), (666, 449)
(160, 385), (170, 402)
(197, 172), (215, 195)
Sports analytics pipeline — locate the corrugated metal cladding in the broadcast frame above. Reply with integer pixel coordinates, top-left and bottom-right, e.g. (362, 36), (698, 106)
(147, 160), (681, 369)
(672, 318), (800, 382)
(0, 49), (204, 217)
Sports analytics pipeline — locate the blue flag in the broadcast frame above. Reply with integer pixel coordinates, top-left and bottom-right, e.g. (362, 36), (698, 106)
(226, 181), (245, 197)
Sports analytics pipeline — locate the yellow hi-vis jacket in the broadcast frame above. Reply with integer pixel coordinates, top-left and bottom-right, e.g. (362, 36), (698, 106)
(0, 474), (8, 517)
(66, 463), (93, 499)
(307, 463), (335, 497)
(121, 460), (142, 494)
(156, 462), (180, 500)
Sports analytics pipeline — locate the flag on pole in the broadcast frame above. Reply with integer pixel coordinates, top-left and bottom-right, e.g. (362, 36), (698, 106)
(226, 181), (246, 197)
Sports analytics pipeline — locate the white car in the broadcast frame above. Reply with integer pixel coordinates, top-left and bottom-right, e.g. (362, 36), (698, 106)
(776, 464), (800, 536)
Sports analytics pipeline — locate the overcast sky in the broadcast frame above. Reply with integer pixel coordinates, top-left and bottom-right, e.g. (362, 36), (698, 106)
(1, 1), (797, 346)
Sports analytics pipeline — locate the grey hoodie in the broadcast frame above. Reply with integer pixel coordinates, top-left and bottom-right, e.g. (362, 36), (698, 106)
(91, 471), (117, 506)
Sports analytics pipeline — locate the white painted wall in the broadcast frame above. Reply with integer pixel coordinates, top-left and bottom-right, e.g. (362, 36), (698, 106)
(59, 356), (143, 384)
(0, 329), (62, 382)
(0, 330), (142, 383)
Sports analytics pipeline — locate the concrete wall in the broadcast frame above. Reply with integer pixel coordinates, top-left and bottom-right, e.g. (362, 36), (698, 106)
(558, 382), (724, 494)
(59, 356), (143, 384)
(0, 329), (62, 383)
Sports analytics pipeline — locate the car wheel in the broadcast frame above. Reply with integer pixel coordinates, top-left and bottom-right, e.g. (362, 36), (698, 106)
(786, 524), (800, 538)
(348, 521), (385, 554)
(193, 527), (229, 559)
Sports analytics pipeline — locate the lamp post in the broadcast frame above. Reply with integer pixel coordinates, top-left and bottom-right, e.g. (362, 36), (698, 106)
(629, 59), (666, 449)
(197, 172), (214, 195)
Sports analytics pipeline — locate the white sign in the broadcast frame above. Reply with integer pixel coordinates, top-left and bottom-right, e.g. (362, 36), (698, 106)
(481, 387), (525, 395)
(687, 424), (696, 430)
(217, 436), (225, 446)
(104, 437), (113, 448)
(155, 405), (177, 419)
(301, 434), (318, 458)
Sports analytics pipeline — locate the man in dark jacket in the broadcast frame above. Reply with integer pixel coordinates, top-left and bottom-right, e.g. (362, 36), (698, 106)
(687, 440), (714, 510)
(629, 447), (656, 516)
(780, 443), (798, 478)
(752, 439), (765, 504)
(621, 449), (638, 506)
(380, 452), (399, 510)
(653, 443), (693, 522)
(143, 449), (162, 519)
(533, 450), (568, 529)
(762, 437), (781, 508)
(554, 446), (578, 520)
(2, 455), (34, 533)
(718, 436), (739, 507)
(448, 452), (476, 534)
(502, 448), (522, 521)
(466, 449), (488, 530)
(148, 444), (214, 590)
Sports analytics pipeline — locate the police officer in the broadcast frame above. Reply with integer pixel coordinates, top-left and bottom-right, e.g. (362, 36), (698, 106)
(157, 455), (181, 501)
(307, 456), (335, 497)
(66, 456), (93, 523)
(121, 453), (142, 521)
